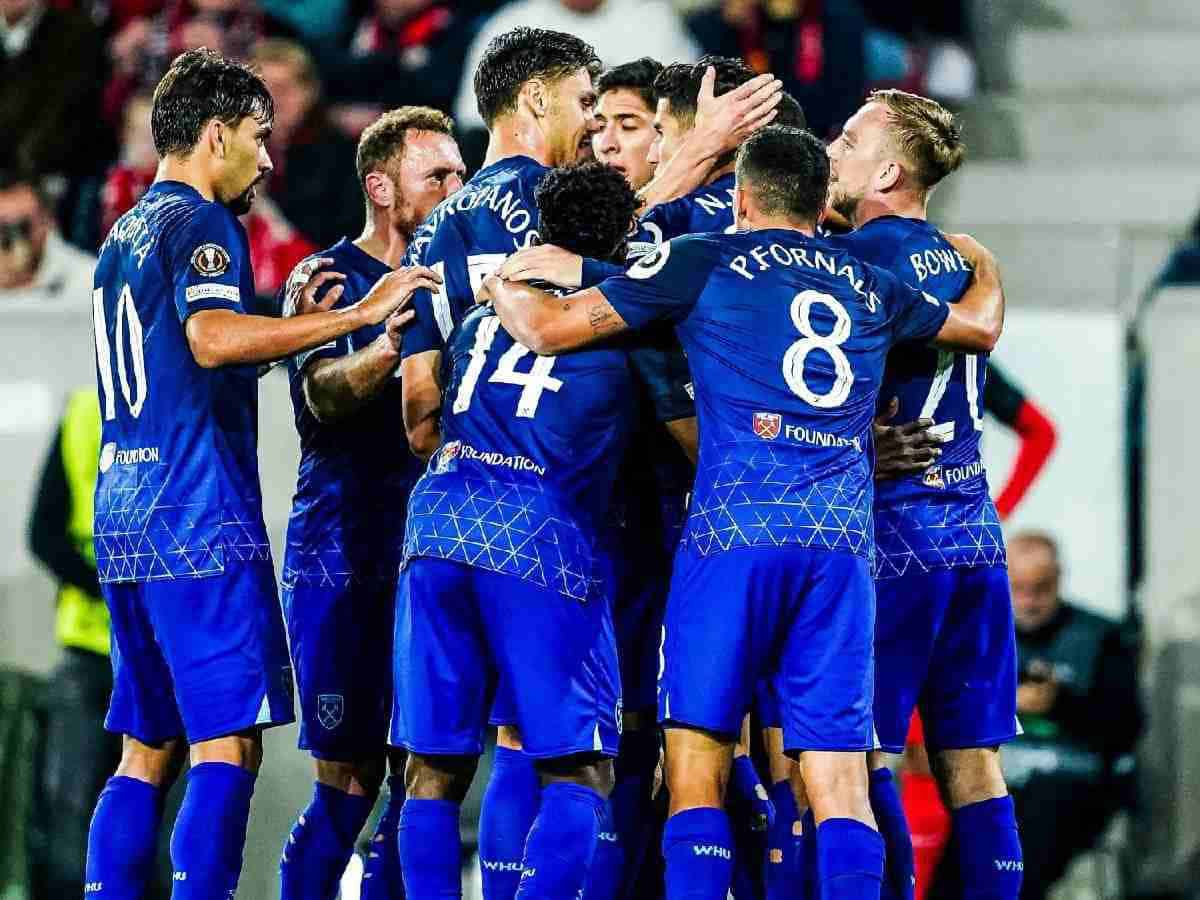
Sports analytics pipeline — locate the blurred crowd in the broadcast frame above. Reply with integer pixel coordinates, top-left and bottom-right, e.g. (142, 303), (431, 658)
(0, 0), (980, 305)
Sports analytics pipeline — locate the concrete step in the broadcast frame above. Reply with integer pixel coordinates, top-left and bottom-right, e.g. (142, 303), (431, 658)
(929, 163), (1198, 229)
(1038, 0), (1200, 30)
(998, 96), (1200, 162)
(1013, 30), (1200, 97)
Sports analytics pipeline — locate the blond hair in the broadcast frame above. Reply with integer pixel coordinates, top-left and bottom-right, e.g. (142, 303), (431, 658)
(251, 38), (319, 91)
(868, 89), (965, 190)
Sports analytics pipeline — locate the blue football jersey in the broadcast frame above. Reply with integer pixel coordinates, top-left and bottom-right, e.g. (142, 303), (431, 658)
(403, 305), (637, 601)
(279, 238), (425, 588)
(92, 181), (270, 582)
(599, 229), (950, 559)
(834, 216), (1006, 577)
(401, 155), (547, 359)
(629, 172), (737, 257)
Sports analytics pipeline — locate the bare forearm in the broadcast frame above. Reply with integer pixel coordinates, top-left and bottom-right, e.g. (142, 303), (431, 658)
(934, 256), (1004, 353)
(304, 336), (400, 422)
(187, 308), (365, 368)
(490, 282), (627, 354)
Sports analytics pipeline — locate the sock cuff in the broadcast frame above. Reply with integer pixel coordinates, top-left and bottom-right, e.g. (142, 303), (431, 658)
(869, 766), (896, 787)
(817, 818), (885, 878)
(400, 797), (460, 827)
(952, 794), (1016, 827)
(541, 780), (605, 811)
(188, 761), (257, 791)
(107, 774), (164, 798)
(663, 807), (733, 850)
(493, 744), (534, 770)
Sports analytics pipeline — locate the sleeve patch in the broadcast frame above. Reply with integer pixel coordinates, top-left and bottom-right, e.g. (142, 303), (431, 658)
(185, 283), (241, 304)
(628, 240), (672, 280)
(191, 243), (231, 277)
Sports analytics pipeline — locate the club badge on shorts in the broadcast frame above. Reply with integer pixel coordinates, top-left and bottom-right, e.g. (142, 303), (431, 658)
(191, 243), (230, 277)
(753, 411), (782, 440)
(317, 694), (344, 730)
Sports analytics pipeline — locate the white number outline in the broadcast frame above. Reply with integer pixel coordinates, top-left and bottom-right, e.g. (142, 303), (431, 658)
(93, 285), (149, 420)
(918, 351), (985, 441)
(451, 316), (563, 418)
(781, 290), (854, 409)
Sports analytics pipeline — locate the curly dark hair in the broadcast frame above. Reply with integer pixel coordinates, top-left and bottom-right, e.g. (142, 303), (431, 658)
(473, 27), (601, 128)
(151, 48), (273, 157)
(596, 57), (664, 112)
(735, 125), (829, 226)
(535, 162), (638, 264)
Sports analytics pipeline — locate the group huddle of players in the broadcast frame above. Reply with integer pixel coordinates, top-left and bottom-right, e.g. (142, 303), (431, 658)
(83, 23), (1023, 900)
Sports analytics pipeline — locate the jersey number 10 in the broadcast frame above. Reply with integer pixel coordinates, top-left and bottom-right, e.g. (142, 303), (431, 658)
(93, 286), (148, 420)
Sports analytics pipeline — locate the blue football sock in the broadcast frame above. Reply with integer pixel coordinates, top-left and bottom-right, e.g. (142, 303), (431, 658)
(280, 781), (374, 900)
(583, 800), (624, 900)
(662, 807), (735, 900)
(815, 818), (884, 900)
(729, 755), (775, 833)
(84, 775), (164, 899)
(605, 728), (658, 898)
(514, 781), (605, 900)
(361, 774), (406, 900)
(478, 747), (540, 900)
(799, 809), (817, 900)
(870, 768), (914, 900)
(398, 798), (461, 900)
(169, 762), (256, 899)
(951, 796), (1023, 899)
(765, 781), (802, 900)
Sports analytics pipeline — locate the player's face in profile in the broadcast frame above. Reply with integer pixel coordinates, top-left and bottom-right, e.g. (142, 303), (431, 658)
(650, 99), (688, 169)
(218, 115), (273, 216)
(593, 89), (658, 190)
(826, 102), (891, 221)
(546, 69), (600, 167)
(391, 130), (467, 238)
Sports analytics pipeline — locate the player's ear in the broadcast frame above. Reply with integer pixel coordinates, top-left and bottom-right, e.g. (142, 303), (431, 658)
(207, 119), (227, 159)
(733, 184), (750, 226)
(364, 171), (395, 209)
(523, 78), (549, 119)
(876, 159), (902, 193)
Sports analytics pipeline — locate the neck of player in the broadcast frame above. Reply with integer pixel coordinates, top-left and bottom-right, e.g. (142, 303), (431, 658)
(355, 207), (408, 268)
(851, 190), (929, 229)
(482, 113), (558, 169)
(155, 157), (217, 202)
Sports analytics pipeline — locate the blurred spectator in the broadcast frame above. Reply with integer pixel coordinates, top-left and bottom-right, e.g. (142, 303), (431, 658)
(0, 0), (110, 177)
(454, 0), (700, 133)
(859, 0), (976, 101)
(0, 171), (96, 309)
(319, 0), (473, 126)
(252, 37), (362, 249)
(25, 388), (119, 899)
(100, 92), (157, 237)
(258, 0), (350, 45)
(1001, 531), (1142, 900)
(985, 362), (1058, 519)
(685, 0), (866, 139)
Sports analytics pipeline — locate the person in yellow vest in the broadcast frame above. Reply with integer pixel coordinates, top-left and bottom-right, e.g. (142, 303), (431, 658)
(26, 388), (120, 898)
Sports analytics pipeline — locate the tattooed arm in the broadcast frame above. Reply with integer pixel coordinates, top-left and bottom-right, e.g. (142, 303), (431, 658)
(479, 276), (629, 356)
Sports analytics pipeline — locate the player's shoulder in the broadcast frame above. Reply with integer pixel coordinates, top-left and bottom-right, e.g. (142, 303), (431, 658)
(682, 172), (736, 217)
(148, 184), (243, 270)
(628, 231), (726, 275)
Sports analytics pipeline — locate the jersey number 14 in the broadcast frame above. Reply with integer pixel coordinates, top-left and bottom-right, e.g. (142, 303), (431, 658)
(452, 316), (563, 418)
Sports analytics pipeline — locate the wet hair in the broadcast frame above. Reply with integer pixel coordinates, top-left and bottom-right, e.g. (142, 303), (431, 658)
(473, 27), (601, 128)
(596, 57), (664, 112)
(653, 55), (757, 129)
(151, 48), (273, 158)
(867, 88), (965, 189)
(535, 162), (639, 264)
(356, 106), (455, 199)
(735, 126), (830, 226)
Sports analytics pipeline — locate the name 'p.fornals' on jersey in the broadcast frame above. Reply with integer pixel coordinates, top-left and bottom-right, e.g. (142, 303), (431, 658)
(279, 238), (426, 588)
(598, 230), (951, 560)
(91, 181), (271, 582)
(832, 216), (1007, 579)
(400, 154), (547, 359)
(403, 305), (637, 602)
(628, 172), (737, 258)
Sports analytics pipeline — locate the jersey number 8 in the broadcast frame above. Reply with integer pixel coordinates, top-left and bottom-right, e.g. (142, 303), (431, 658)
(782, 290), (854, 409)
(93, 286), (148, 420)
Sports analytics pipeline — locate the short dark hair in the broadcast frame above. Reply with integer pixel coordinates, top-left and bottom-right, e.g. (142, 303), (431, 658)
(735, 126), (830, 226)
(0, 169), (50, 208)
(653, 55), (756, 129)
(356, 106), (455, 198)
(473, 27), (601, 128)
(776, 92), (806, 130)
(151, 48), (274, 158)
(596, 57), (664, 111)
(535, 162), (638, 264)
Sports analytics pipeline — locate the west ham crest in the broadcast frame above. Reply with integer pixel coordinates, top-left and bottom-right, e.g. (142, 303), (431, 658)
(317, 694), (344, 730)
(753, 412), (782, 440)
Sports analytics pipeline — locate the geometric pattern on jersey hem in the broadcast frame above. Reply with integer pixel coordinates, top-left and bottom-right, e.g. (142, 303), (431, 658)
(687, 446), (873, 558)
(403, 475), (600, 602)
(872, 494), (1006, 580)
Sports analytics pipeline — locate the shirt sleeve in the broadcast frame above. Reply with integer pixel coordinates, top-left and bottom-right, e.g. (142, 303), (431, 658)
(880, 267), (952, 345)
(598, 236), (715, 331)
(629, 199), (691, 258)
(401, 217), (477, 360)
(280, 256), (354, 372)
(170, 205), (247, 322)
(627, 328), (696, 423)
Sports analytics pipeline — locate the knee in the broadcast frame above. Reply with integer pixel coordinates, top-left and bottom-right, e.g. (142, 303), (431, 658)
(931, 747), (1007, 808)
(115, 736), (184, 787)
(406, 753), (478, 803)
(190, 729), (264, 773)
(315, 757), (386, 797)
(800, 752), (871, 820)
